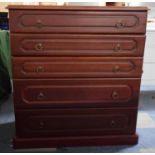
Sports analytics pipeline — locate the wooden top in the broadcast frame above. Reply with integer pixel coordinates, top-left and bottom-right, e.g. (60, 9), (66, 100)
(8, 5), (148, 11)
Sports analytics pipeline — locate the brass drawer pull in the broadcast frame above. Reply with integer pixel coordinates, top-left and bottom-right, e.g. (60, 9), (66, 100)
(36, 19), (43, 28)
(110, 120), (117, 128)
(37, 92), (45, 100)
(35, 43), (43, 51)
(39, 121), (44, 129)
(112, 91), (119, 100)
(115, 43), (121, 51)
(36, 66), (45, 73)
(112, 65), (120, 72)
(115, 21), (125, 28)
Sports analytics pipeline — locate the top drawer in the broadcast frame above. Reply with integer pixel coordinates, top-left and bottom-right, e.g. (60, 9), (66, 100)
(9, 10), (147, 34)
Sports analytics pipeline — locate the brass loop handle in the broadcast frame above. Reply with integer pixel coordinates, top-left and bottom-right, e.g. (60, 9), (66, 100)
(37, 92), (45, 100)
(36, 66), (45, 73)
(36, 19), (43, 28)
(113, 65), (120, 73)
(115, 21), (125, 28)
(35, 43), (43, 51)
(39, 121), (44, 129)
(110, 120), (117, 128)
(112, 91), (119, 100)
(115, 43), (121, 51)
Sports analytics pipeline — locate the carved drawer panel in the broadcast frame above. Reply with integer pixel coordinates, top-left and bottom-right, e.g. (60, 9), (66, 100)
(11, 34), (145, 56)
(15, 108), (137, 137)
(13, 79), (140, 108)
(12, 57), (142, 78)
(9, 10), (147, 34)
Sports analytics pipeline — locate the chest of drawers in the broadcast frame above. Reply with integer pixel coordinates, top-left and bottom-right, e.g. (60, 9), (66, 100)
(8, 5), (147, 149)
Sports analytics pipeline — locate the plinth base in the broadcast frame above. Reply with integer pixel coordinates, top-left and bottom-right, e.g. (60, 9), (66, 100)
(13, 134), (138, 149)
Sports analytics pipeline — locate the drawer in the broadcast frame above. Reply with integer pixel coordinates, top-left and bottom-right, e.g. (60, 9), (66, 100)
(13, 78), (140, 108)
(12, 57), (143, 78)
(11, 34), (145, 56)
(15, 108), (137, 137)
(9, 10), (147, 34)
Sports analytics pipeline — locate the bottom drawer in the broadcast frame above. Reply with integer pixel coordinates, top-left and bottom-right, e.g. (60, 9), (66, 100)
(15, 108), (137, 138)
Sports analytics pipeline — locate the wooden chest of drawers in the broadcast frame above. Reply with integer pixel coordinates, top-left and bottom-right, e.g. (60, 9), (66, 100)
(8, 5), (147, 149)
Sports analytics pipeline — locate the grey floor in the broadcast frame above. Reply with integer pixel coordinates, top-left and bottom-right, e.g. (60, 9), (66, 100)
(0, 87), (155, 153)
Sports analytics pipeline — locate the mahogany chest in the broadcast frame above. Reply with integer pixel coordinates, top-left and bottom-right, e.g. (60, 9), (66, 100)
(8, 5), (148, 149)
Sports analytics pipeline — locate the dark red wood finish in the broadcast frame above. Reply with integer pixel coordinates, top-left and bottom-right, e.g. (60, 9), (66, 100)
(15, 108), (137, 137)
(13, 134), (138, 149)
(9, 5), (147, 148)
(13, 78), (140, 108)
(11, 34), (145, 56)
(12, 57), (143, 78)
(7, 5), (148, 11)
(9, 9), (147, 34)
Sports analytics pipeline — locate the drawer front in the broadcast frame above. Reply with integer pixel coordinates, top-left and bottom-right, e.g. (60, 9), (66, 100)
(12, 57), (142, 78)
(11, 34), (145, 56)
(13, 79), (140, 108)
(9, 10), (147, 34)
(15, 108), (137, 137)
